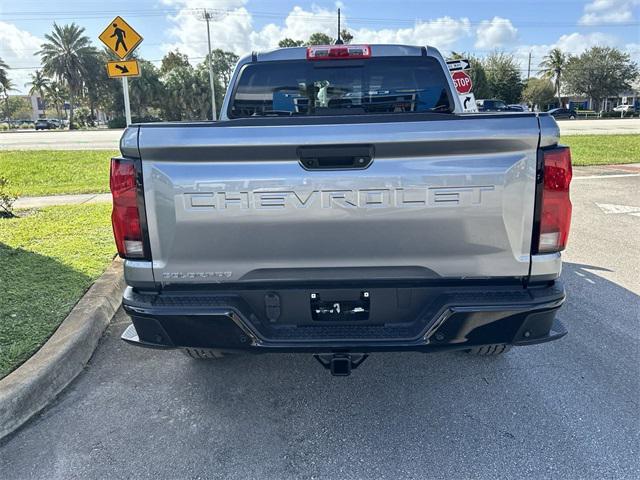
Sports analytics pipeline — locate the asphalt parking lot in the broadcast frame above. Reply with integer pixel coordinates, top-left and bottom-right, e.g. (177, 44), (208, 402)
(1, 171), (639, 479)
(1, 118), (639, 151)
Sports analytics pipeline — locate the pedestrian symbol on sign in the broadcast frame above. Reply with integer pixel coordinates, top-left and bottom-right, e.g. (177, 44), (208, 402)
(110, 23), (128, 53)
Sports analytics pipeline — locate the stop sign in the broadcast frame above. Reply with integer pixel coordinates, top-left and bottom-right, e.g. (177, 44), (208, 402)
(452, 70), (472, 94)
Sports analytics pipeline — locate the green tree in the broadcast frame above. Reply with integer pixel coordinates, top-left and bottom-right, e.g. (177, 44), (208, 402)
(37, 23), (98, 128)
(26, 70), (50, 116)
(278, 38), (304, 48)
(539, 48), (567, 108)
(81, 52), (111, 121)
(563, 46), (639, 111)
(0, 57), (15, 119)
(129, 60), (164, 118)
(161, 50), (190, 75)
(339, 29), (353, 44)
(449, 52), (491, 99)
(0, 57), (9, 89)
(206, 49), (240, 90)
(5, 97), (31, 120)
(522, 77), (556, 110)
(484, 52), (524, 104)
(306, 32), (334, 46)
(45, 81), (68, 119)
(161, 63), (216, 121)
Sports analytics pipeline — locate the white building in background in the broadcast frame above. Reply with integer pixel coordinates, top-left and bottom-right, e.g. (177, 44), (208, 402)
(28, 95), (45, 120)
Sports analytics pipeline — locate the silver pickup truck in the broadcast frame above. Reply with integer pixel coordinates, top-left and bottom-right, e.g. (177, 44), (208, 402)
(112, 44), (572, 375)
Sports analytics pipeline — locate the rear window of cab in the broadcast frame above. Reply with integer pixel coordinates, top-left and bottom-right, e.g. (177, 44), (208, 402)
(228, 56), (453, 118)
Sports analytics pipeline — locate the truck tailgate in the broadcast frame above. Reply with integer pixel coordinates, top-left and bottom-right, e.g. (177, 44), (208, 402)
(138, 116), (539, 285)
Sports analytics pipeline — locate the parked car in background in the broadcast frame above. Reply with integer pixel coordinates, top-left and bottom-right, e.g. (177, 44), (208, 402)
(613, 104), (636, 113)
(507, 104), (530, 112)
(548, 108), (577, 120)
(35, 119), (60, 130)
(476, 99), (523, 112)
(476, 99), (509, 112)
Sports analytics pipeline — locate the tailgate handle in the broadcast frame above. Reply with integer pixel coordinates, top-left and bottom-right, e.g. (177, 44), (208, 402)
(297, 145), (374, 170)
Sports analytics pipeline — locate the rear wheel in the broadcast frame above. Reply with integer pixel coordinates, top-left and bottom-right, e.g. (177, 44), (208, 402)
(467, 344), (512, 356)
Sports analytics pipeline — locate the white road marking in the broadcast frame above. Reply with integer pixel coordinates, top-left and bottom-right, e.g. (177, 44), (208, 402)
(573, 173), (640, 180)
(596, 203), (640, 215)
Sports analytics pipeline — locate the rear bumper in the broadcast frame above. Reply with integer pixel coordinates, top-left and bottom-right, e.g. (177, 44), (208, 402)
(121, 280), (567, 353)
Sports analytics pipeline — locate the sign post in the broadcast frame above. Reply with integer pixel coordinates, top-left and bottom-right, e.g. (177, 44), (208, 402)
(122, 77), (132, 126)
(99, 16), (144, 126)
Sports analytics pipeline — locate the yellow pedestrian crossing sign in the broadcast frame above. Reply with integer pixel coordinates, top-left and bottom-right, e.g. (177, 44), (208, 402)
(99, 16), (143, 60)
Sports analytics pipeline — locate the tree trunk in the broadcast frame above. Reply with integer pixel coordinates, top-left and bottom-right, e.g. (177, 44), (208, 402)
(68, 90), (75, 129)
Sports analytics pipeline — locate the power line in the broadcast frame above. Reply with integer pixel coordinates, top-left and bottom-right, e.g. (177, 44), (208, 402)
(1, 8), (639, 27)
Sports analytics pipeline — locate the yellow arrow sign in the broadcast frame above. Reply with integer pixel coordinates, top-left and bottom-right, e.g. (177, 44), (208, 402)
(99, 16), (143, 60)
(106, 60), (140, 78)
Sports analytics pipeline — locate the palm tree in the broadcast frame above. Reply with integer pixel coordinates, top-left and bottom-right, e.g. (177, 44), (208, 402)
(0, 57), (14, 119)
(26, 70), (50, 116)
(36, 23), (97, 128)
(539, 48), (567, 108)
(45, 81), (68, 119)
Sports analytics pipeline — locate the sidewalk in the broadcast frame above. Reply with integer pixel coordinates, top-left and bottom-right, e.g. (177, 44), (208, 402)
(14, 193), (111, 209)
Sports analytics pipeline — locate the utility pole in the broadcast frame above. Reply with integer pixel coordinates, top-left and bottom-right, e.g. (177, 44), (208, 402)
(202, 9), (217, 121)
(527, 51), (532, 80)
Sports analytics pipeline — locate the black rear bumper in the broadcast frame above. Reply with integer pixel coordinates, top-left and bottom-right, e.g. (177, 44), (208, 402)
(121, 280), (567, 354)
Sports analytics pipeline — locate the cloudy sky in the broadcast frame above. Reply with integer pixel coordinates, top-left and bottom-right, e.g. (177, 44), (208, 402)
(1, 0), (639, 93)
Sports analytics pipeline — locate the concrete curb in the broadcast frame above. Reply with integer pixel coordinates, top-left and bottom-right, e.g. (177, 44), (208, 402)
(0, 258), (124, 440)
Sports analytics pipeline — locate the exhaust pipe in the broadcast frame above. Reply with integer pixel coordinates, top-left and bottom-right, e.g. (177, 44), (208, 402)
(313, 353), (368, 376)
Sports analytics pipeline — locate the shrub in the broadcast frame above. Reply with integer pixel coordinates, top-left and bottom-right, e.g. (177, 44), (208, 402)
(0, 177), (18, 218)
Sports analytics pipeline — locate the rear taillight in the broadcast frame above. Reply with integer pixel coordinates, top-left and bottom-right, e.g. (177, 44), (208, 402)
(110, 158), (146, 259)
(536, 146), (572, 253)
(306, 44), (371, 60)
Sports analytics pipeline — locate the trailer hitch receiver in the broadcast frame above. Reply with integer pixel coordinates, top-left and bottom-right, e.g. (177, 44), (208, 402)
(313, 353), (368, 376)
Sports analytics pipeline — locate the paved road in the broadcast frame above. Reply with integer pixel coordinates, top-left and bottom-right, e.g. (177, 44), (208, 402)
(0, 129), (123, 150)
(1, 118), (639, 150)
(1, 174), (639, 479)
(558, 118), (640, 135)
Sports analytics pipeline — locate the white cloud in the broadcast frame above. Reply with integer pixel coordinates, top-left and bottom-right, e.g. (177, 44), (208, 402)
(579, 0), (639, 25)
(0, 21), (44, 94)
(160, 1), (472, 60)
(475, 17), (518, 49)
(351, 17), (472, 52)
(513, 32), (620, 78)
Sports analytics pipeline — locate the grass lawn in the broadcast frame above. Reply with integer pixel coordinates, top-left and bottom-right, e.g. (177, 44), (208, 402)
(561, 134), (640, 166)
(0, 204), (115, 379)
(0, 150), (116, 196)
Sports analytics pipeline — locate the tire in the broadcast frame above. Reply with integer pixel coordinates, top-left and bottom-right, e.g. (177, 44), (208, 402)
(467, 344), (512, 356)
(569, 115), (576, 120)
